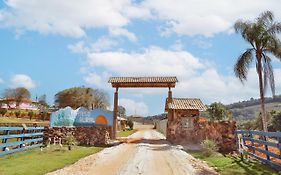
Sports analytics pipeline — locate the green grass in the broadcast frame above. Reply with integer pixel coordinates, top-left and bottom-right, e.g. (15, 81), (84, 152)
(0, 116), (48, 125)
(189, 151), (278, 175)
(116, 129), (136, 137)
(0, 145), (103, 175)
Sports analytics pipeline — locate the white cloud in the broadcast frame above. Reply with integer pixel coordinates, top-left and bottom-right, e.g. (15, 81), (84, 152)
(144, 0), (281, 37)
(109, 27), (137, 42)
(83, 46), (281, 104)
(170, 40), (184, 51)
(0, 0), (150, 37)
(10, 74), (36, 89)
(91, 37), (117, 51)
(84, 72), (111, 88)
(68, 41), (88, 54)
(0, 78), (4, 84)
(119, 98), (149, 116)
(87, 46), (204, 77)
(68, 37), (117, 54)
(192, 37), (212, 49)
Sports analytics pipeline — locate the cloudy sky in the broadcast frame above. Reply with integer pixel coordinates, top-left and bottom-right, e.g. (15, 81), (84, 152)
(1, 0), (281, 116)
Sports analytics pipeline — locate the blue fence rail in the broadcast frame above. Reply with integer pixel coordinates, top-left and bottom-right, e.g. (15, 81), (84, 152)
(0, 126), (44, 156)
(236, 130), (281, 171)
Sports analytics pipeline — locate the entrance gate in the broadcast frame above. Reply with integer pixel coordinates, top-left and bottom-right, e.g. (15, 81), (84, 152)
(108, 76), (178, 139)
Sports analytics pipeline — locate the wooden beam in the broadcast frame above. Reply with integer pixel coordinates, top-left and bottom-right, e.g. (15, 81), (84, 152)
(112, 88), (118, 139)
(111, 82), (176, 88)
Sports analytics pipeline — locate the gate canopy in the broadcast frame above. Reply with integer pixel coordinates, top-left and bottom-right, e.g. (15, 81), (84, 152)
(108, 76), (178, 88)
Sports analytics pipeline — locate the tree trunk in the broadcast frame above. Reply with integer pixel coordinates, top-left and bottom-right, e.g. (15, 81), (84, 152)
(257, 56), (268, 132)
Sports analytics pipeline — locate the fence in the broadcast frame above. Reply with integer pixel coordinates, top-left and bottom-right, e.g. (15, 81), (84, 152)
(236, 130), (281, 171)
(0, 126), (44, 156)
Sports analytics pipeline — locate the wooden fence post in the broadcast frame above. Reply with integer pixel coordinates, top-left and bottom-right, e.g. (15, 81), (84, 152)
(264, 135), (270, 161)
(249, 131), (255, 154)
(2, 130), (9, 151)
(278, 131), (281, 159)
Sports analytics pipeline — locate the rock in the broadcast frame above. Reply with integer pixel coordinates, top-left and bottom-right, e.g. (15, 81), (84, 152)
(43, 126), (112, 146)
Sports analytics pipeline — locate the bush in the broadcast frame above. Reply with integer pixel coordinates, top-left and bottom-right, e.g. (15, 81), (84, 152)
(64, 133), (77, 150)
(0, 109), (7, 116)
(128, 120), (134, 130)
(15, 111), (21, 118)
(28, 111), (34, 120)
(201, 139), (218, 157)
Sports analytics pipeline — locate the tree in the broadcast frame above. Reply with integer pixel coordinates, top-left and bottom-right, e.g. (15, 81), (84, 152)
(234, 11), (281, 132)
(92, 89), (109, 109)
(38, 94), (48, 107)
(118, 106), (126, 117)
(269, 111), (281, 131)
(207, 102), (229, 121)
(55, 87), (109, 109)
(28, 111), (34, 120)
(3, 87), (31, 108)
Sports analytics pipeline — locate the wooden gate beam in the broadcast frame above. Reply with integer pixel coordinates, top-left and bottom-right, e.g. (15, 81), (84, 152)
(112, 87), (118, 139)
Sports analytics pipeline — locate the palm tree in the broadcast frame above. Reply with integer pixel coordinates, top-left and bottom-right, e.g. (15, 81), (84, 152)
(234, 11), (281, 132)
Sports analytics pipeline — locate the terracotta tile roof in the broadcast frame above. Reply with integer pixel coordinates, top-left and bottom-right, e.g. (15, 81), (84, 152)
(166, 98), (207, 111)
(108, 77), (178, 83)
(108, 76), (178, 88)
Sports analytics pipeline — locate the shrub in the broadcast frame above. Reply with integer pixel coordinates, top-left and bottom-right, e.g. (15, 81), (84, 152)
(128, 120), (134, 130)
(41, 112), (48, 121)
(201, 139), (218, 157)
(64, 133), (77, 150)
(0, 109), (7, 116)
(28, 111), (34, 120)
(15, 111), (21, 118)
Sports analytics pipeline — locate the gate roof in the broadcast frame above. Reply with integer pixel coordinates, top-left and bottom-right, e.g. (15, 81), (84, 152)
(108, 76), (178, 88)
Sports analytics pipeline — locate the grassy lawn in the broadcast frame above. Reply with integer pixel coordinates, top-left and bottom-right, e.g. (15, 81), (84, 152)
(116, 129), (136, 137)
(0, 145), (103, 175)
(189, 151), (278, 175)
(0, 116), (48, 125)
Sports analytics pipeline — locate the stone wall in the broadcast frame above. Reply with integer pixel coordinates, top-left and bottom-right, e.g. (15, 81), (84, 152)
(154, 119), (168, 136)
(43, 126), (112, 146)
(167, 116), (236, 153)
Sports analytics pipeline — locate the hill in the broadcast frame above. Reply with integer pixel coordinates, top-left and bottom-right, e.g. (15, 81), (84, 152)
(226, 95), (281, 121)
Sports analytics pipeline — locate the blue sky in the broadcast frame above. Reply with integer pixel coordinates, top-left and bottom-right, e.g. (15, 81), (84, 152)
(1, 0), (281, 116)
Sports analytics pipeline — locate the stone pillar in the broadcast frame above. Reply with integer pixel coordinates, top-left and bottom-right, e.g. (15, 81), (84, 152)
(112, 88), (118, 139)
(166, 86), (173, 141)
(168, 87), (172, 103)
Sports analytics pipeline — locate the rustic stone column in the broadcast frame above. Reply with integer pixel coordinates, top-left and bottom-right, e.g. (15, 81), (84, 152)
(168, 86), (172, 103)
(112, 87), (118, 139)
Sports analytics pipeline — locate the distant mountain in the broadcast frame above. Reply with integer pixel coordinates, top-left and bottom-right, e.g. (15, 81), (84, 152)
(226, 95), (281, 109)
(226, 95), (281, 121)
(127, 113), (167, 124)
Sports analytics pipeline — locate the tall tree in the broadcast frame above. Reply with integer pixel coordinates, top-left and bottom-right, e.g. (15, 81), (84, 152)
(3, 87), (31, 108)
(92, 89), (109, 109)
(38, 94), (48, 107)
(55, 87), (109, 109)
(234, 11), (281, 132)
(118, 106), (126, 117)
(207, 102), (229, 121)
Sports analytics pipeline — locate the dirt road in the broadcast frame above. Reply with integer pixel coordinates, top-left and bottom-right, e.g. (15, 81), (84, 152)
(47, 128), (217, 175)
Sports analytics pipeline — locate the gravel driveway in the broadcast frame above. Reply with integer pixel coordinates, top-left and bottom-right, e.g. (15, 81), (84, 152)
(47, 128), (217, 175)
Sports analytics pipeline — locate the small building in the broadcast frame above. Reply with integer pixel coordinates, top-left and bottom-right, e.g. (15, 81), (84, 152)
(0, 98), (39, 111)
(165, 98), (207, 141)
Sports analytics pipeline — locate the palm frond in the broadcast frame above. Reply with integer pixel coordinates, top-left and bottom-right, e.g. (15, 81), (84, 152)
(264, 36), (281, 58)
(257, 11), (273, 25)
(234, 49), (254, 82)
(262, 54), (275, 96)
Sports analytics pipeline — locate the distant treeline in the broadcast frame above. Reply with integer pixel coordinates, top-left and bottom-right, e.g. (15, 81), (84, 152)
(226, 95), (281, 109)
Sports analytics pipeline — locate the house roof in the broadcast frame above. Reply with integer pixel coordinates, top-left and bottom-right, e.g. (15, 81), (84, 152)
(165, 98), (207, 111)
(108, 76), (178, 88)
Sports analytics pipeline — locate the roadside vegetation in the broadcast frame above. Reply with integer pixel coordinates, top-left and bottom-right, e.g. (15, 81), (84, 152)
(189, 150), (278, 175)
(0, 145), (103, 175)
(0, 116), (48, 125)
(117, 129), (136, 137)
